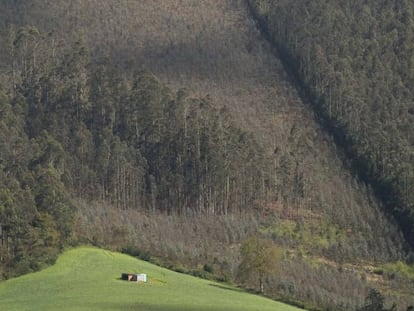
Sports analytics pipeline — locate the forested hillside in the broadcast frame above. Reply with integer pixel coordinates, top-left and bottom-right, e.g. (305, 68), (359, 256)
(0, 1), (413, 310)
(0, 32), (265, 271)
(248, 0), (414, 247)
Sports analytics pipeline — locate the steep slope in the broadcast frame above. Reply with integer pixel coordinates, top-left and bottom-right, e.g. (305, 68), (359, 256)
(0, 0), (412, 309)
(246, 0), (414, 248)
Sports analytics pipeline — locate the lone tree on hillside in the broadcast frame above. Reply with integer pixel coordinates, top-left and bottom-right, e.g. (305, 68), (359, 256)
(238, 235), (283, 294)
(358, 288), (396, 311)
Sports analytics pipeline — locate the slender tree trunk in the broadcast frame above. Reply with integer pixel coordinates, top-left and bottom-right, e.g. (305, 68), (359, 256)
(259, 274), (264, 294)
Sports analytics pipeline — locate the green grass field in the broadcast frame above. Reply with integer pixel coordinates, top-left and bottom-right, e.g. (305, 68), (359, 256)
(0, 247), (302, 310)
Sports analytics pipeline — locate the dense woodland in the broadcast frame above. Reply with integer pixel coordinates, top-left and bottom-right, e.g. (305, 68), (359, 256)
(0, 1), (413, 310)
(248, 0), (414, 247)
(0, 30), (271, 275)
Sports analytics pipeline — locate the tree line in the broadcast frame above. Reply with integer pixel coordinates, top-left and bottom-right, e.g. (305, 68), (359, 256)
(247, 0), (414, 249)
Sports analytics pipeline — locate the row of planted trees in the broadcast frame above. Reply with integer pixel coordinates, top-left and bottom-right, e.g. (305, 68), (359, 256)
(5, 25), (312, 214)
(7, 26), (273, 215)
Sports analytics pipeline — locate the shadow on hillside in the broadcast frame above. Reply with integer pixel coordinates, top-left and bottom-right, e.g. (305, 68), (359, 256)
(208, 283), (245, 293)
(89, 302), (245, 311)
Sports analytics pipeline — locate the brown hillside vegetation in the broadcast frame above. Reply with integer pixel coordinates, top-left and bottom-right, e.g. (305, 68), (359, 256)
(0, 0), (413, 309)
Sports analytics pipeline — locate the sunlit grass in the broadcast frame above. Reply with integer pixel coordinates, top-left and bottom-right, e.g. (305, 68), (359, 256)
(0, 247), (303, 311)
(382, 261), (414, 280)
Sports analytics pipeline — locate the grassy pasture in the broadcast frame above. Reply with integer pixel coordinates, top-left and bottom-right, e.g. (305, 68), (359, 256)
(0, 247), (302, 311)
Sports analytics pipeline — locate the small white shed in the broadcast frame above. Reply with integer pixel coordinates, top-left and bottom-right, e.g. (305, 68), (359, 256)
(137, 274), (147, 282)
(121, 273), (148, 282)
